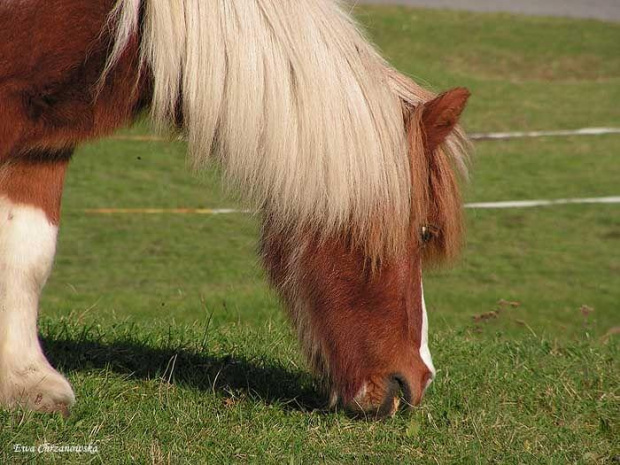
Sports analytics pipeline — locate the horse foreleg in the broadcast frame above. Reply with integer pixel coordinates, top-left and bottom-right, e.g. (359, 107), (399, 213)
(0, 152), (74, 415)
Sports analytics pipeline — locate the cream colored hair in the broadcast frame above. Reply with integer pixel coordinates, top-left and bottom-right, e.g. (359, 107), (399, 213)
(105, 0), (468, 260)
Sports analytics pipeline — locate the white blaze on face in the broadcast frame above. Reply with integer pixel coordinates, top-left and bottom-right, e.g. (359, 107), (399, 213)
(420, 282), (435, 389)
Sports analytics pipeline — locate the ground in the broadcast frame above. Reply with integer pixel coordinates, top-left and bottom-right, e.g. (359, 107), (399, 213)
(1, 6), (618, 464)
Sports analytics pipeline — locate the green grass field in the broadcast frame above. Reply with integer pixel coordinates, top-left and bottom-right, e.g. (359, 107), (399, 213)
(1, 6), (619, 463)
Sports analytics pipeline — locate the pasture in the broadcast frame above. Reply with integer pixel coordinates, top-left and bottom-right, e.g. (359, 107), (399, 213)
(1, 6), (618, 463)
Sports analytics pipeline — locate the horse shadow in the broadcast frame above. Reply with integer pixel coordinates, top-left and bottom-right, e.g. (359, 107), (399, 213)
(41, 334), (326, 414)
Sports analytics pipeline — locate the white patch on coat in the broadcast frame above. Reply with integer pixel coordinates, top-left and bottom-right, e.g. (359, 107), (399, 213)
(0, 198), (74, 410)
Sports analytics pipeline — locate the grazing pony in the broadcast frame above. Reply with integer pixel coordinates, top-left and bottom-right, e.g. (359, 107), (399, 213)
(0, 0), (470, 418)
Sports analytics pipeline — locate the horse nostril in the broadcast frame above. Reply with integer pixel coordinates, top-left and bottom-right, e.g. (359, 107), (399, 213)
(391, 373), (413, 407)
(376, 375), (402, 418)
(347, 373), (420, 419)
(374, 373), (413, 418)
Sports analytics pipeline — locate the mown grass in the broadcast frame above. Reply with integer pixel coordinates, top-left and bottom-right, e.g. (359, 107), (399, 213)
(1, 6), (619, 464)
(356, 6), (620, 131)
(2, 322), (617, 463)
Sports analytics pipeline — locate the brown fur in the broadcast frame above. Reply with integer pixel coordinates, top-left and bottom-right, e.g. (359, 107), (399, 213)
(0, 151), (72, 225)
(0, 0), (148, 163)
(0, 0), (150, 227)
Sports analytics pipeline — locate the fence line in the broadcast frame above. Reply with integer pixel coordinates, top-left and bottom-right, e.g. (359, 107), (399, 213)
(110, 127), (620, 143)
(469, 127), (620, 141)
(82, 196), (620, 215)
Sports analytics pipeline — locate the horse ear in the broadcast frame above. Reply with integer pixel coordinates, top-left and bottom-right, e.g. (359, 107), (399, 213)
(421, 87), (470, 152)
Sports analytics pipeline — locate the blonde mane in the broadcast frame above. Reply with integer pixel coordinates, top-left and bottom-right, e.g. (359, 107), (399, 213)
(105, 0), (469, 261)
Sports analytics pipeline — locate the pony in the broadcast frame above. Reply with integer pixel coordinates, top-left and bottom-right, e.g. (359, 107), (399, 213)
(0, 0), (470, 418)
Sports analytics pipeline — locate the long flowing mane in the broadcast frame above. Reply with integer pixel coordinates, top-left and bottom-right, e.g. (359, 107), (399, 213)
(104, 0), (469, 261)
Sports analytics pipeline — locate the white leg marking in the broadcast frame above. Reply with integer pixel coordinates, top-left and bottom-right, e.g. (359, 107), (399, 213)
(420, 282), (435, 389)
(0, 197), (74, 412)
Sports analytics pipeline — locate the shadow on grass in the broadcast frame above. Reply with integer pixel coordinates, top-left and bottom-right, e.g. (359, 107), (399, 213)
(40, 335), (326, 414)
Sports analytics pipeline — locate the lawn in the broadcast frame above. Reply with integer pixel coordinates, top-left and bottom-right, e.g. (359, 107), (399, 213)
(1, 6), (619, 464)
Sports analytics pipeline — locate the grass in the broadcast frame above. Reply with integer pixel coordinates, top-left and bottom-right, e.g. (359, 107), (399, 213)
(356, 7), (620, 131)
(2, 323), (617, 463)
(1, 6), (619, 464)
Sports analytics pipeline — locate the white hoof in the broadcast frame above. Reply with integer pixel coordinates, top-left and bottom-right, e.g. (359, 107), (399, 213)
(0, 361), (75, 416)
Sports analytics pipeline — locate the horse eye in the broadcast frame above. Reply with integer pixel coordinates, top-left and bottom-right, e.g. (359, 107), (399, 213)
(421, 225), (439, 244)
(421, 226), (433, 243)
